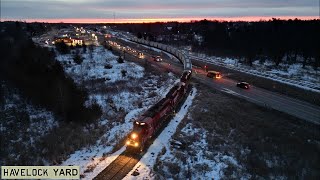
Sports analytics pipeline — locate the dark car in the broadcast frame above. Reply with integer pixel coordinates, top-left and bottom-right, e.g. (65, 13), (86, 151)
(152, 56), (162, 62)
(237, 82), (250, 89)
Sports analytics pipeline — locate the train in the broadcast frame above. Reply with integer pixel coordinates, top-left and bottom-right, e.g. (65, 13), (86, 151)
(126, 70), (192, 152)
(125, 37), (193, 152)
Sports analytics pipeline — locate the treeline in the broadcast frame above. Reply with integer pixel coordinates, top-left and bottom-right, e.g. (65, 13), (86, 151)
(195, 19), (320, 68)
(0, 22), (101, 122)
(114, 19), (320, 69)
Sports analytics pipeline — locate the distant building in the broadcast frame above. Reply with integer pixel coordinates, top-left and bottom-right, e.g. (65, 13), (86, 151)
(71, 38), (83, 46)
(54, 37), (84, 46)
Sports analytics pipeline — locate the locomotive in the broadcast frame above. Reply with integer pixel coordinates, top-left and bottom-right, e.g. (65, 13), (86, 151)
(126, 70), (192, 152)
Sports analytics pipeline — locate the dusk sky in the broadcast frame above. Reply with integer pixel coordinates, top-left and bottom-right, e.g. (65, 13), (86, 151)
(1, 0), (319, 23)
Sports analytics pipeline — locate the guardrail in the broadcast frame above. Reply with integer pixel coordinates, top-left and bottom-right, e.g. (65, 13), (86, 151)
(130, 38), (192, 71)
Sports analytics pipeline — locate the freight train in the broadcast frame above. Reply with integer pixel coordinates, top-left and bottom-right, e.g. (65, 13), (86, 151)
(126, 70), (192, 152)
(125, 37), (193, 152)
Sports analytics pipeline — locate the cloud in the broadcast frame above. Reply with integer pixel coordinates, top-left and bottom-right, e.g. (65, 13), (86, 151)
(1, 0), (319, 20)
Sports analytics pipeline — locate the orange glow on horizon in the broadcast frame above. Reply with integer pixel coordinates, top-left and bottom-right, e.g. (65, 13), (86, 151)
(2, 16), (319, 23)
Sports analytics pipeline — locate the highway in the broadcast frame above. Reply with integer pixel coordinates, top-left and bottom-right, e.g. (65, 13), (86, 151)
(110, 38), (320, 125)
(192, 67), (320, 125)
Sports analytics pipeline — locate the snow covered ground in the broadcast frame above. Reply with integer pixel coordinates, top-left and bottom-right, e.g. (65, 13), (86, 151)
(56, 45), (182, 178)
(56, 46), (144, 85)
(62, 87), (197, 179)
(0, 86), (57, 165)
(124, 88), (198, 179)
(187, 52), (320, 93)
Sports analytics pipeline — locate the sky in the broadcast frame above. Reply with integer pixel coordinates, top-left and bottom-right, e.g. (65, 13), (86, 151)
(1, 0), (319, 23)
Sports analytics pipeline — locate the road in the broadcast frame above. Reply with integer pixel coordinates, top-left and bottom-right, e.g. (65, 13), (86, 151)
(192, 67), (320, 124)
(109, 38), (320, 125)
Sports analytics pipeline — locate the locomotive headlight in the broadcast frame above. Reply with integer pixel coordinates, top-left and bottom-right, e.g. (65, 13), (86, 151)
(134, 142), (139, 147)
(126, 140), (130, 145)
(131, 133), (138, 139)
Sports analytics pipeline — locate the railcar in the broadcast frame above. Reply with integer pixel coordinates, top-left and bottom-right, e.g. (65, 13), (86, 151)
(126, 98), (173, 152)
(126, 39), (193, 152)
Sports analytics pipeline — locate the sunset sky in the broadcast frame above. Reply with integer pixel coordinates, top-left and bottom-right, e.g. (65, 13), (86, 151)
(1, 0), (319, 23)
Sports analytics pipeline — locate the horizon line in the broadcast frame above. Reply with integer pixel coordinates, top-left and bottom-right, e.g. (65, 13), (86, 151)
(2, 16), (319, 24)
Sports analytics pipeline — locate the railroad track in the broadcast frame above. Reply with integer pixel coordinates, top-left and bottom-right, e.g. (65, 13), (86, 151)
(94, 151), (141, 180)
(94, 38), (192, 180)
(94, 86), (192, 180)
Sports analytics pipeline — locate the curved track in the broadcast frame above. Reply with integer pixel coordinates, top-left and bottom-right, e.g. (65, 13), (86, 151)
(94, 38), (192, 180)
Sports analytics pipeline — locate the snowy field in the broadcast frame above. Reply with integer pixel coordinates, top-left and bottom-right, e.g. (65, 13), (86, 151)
(64, 87), (198, 180)
(0, 86), (57, 165)
(56, 46), (145, 85)
(56, 45), (182, 178)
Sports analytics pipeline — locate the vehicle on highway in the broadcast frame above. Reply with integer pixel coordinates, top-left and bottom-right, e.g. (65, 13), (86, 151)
(206, 71), (221, 79)
(138, 52), (144, 59)
(236, 82), (250, 89)
(152, 56), (162, 62)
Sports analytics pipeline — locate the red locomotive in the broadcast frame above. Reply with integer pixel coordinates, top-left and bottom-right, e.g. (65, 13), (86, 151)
(126, 70), (192, 152)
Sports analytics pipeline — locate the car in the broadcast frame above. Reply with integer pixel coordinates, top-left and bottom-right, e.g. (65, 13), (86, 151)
(138, 52), (144, 59)
(152, 56), (162, 62)
(206, 71), (221, 79)
(236, 82), (250, 89)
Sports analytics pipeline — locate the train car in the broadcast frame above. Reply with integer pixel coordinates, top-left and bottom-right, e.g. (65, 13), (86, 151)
(166, 84), (184, 107)
(126, 98), (173, 152)
(126, 81), (189, 152)
(126, 38), (192, 153)
(180, 70), (192, 84)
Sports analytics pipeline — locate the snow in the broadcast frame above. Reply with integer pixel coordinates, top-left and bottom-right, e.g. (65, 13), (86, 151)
(61, 76), (178, 178)
(61, 87), (197, 179)
(58, 45), (178, 179)
(2, 92), (57, 137)
(124, 87), (197, 179)
(56, 46), (145, 84)
(188, 53), (320, 93)
(1, 88), (57, 165)
(61, 108), (144, 178)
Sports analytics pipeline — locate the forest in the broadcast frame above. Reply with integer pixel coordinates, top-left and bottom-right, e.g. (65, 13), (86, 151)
(114, 19), (320, 69)
(0, 22), (101, 123)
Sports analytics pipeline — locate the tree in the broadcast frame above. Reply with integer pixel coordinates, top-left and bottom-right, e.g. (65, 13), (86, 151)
(137, 32), (142, 39)
(55, 41), (70, 54)
(117, 56), (124, 63)
(88, 44), (94, 59)
(73, 53), (83, 65)
(82, 43), (87, 53)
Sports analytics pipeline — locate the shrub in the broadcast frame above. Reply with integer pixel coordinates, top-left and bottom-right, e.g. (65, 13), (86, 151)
(55, 41), (70, 54)
(73, 53), (83, 64)
(121, 70), (127, 77)
(104, 64), (113, 69)
(117, 56), (124, 63)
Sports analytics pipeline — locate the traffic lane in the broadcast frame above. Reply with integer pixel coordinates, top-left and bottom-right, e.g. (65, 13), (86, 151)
(220, 77), (320, 118)
(110, 39), (320, 123)
(193, 69), (320, 124)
